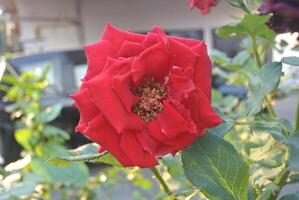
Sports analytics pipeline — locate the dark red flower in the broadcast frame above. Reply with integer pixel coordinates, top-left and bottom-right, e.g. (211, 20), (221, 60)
(188, 0), (217, 15)
(71, 24), (222, 168)
(258, 0), (299, 34)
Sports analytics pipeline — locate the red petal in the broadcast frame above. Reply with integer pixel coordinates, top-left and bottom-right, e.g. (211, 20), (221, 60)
(143, 33), (159, 48)
(86, 59), (144, 133)
(182, 88), (222, 129)
(83, 41), (110, 81)
(147, 120), (167, 141)
(157, 100), (196, 138)
(101, 23), (145, 55)
(135, 129), (159, 154)
(70, 88), (99, 132)
(167, 66), (196, 101)
(192, 42), (213, 100)
(112, 72), (140, 113)
(188, 0), (216, 15)
(170, 36), (202, 48)
(131, 42), (170, 84)
(85, 115), (132, 167)
(168, 38), (197, 68)
(120, 130), (158, 167)
(117, 41), (145, 57)
(163, 132), (198, 152)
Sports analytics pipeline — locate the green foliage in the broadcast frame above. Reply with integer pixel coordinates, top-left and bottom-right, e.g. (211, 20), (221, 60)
(226, 0), (251, 13)
(36, 103), (62, 123)
(244, 62), (283, 116)
(0, 68), (90, 199)
(31, 156), (89, 186)
(217, 14), (276, 42)
(284, 134), (299, 170)
(250, 117), (293, 140)
(282, 56), (299, 66)
(211, 49), (251, 71)
(280, 192), (299, 200)
(0, 182), (37, 200)
(48, 143), (122, 167)
(44, 125), (70, 141)
(250, 137), (287, 168)
(255, 183), (279, 200)
(182, 134), (249, 200)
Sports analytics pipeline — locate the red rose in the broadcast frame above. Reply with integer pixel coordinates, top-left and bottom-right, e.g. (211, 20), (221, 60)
(188, 0), (217, 15)
(71, 23), (222, 168)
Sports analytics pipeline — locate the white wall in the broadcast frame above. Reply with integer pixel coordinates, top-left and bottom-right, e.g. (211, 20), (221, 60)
(80, 0), (242, 49)
(15, 0), (82, 54)
(15, 0), (242, 54)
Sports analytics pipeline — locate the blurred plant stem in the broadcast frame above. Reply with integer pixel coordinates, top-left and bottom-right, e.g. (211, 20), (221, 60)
(251, 35), (262, 69)
(150, 167), (177, 199)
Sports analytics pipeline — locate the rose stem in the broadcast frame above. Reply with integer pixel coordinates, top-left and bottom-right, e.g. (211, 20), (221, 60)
(150, 166), (176, 198)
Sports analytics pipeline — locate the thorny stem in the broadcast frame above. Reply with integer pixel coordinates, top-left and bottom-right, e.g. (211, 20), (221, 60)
(150, 167), (177, 199)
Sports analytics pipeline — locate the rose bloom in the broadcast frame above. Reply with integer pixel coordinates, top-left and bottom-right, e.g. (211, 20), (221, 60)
(258, 0), (299, 34)
(71, 24), (222, 168)
(188, 0), (217, 15)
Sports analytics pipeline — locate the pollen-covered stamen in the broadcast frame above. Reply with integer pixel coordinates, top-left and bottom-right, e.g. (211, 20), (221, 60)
(132, 78), (167, 122)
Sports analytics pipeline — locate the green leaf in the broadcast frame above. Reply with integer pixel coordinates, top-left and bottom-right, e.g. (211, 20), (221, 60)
(226, 0), (250, 13)
(211, 49), (231, 67)
(48, 143), (122, 167)
(282, 56), (299, 66)
(5, 182), (37, 198)
(280, 192), (299, 200)
(162, 154), (187, 181)
(217, 14), (275, 42)
(256, 183), (279, 200)
(69, 143), (99, 155)
(30, 156), (89, 186)
(231, 51), (251, 68)
(250, 117), (292, 140)
(250, 137), (287, 168)
(279, 39), (288, 48)
(244, 62), (283, 116)
(206, 121), (233, 138)
(48, 154), (101, 167)
(44, 125), (70, 141)
(36, 103), (62, 123)
(131, 174), (152, 190)
(289, 173), (299, 184)
(15, 128), (34, 150)
(182, 134), (249, 200)
(206, 107), (234, 137)
(285, 134), (299, 170)
(35, 143), (68, 158)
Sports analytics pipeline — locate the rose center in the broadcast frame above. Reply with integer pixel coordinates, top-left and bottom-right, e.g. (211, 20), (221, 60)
(132, 78), (167, 122)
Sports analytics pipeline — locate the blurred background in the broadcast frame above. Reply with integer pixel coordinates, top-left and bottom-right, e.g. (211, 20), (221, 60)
(0, 0), (298, 199)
